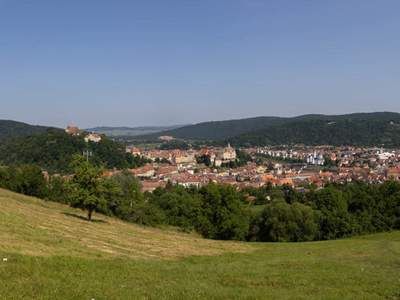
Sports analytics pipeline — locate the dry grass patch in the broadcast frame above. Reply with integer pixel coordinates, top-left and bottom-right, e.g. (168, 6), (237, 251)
(0, 188), (253, 260)
(351, 254), (381, 258)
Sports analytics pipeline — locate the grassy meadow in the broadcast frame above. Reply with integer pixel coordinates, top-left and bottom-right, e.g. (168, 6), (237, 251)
(1, 188), (399, 299)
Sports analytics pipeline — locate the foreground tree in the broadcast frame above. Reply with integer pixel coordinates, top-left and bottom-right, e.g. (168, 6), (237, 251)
(66, 155), (108, 220)
(195, 184), (250, 240)
(250, 199), (320, 242)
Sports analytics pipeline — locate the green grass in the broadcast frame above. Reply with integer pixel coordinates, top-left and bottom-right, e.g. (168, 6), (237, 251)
(248, 204), (268, 214)
(1, 188), (400, 299)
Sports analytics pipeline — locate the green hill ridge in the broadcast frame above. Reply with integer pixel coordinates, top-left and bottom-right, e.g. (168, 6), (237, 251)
(0, 128), (149, 174)
(227, 118), (400, 147)
(0, 120), (54, 143)
(134, 112), (400, 141)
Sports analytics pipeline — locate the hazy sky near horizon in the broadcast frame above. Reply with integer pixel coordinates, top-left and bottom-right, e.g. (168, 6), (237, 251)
(1, 0), (399, 128)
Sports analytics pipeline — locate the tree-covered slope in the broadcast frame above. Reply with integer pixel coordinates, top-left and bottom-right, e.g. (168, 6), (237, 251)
(0, 128), (149, 174)
(134, 112), (400, 141)
(0, 120), (53, 143)
(226, 119), (400, 147)
(135, 116), (290, 140)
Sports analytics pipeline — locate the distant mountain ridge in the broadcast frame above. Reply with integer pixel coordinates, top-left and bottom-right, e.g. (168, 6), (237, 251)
(0, 120), (56, 144)
(2, 112), (400, 145)
(225, 118), (400, 148)
(133, 112), (400, 141)
(84, 124), (190, 137)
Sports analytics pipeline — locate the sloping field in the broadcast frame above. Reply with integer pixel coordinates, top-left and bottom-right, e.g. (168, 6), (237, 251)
(0, 188), (250, 260)
(1, 188), (400, 299)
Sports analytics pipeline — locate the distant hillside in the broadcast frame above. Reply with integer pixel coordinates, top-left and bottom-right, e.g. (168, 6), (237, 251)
(226, 118), (400, 147)
(0, 128), (149, 174)
(135, 116), (289, 140)
(0, 120), (54, 143)
(134, 112), (400, 141)
(84, 124), (190, 137)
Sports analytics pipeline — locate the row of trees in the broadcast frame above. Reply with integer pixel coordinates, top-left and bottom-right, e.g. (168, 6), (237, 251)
(248, 181), (400, 241)
(1, 158), (400, 241)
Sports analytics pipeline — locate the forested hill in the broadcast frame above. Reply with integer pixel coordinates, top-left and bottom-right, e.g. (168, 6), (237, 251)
(133, 112), (400, 141)
(135, 116), (291, 140)
(0, 128), (149, 174)
(0, 120), (54, 143)
(225, 119), (400, 147)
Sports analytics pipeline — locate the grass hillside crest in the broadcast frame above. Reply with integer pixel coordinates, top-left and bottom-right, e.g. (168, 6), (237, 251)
(1, 188), (400, 299)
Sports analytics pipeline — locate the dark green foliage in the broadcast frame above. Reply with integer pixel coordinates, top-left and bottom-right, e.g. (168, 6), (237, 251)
(195, 184), (250, 240)
(196, 154), (212, 166)
(47, 176), (68, 204)
(150, 189), (200, 231)
(65, 155), (124, 220)
(284, 185), (305, 204)
(132, 112), (400, 141)
(0, 129), (150, 174)
(140, 184), (250, 240)
(0, 167), (19, 192)
(88, 135), (129, 169)
(249, 181), (400, 242)
(17, 164), (49, 199)
(2, 159), (400, 242)
(106, 171), (167, 226)
(373, 181), (400, 231)
(307, 187), (357, 239)
(0, 165), (48, 199)
(114, 199), (167, 227)
(159, 140), (190, 150)
(250, 199), (320, 242)
(124, 151), (151, 169)
(125, 202), (167, 226)
(0, 128), (85, 174)
(342, 181), (376, 234)
(227, 119), (400, 147)
(0, 120), (53, 143)
(111, 171), (144, 206)
(136, 116), (287, 140)
(66, 155), (107, 220)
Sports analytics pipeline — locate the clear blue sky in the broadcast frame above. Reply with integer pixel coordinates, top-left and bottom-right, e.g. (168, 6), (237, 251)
(1, 0), (399, 128)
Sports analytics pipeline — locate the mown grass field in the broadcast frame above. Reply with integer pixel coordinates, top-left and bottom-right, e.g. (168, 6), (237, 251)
(1, 188), (399, 299)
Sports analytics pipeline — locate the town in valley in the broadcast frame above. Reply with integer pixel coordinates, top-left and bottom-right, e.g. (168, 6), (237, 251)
(64, 125), (400, 195)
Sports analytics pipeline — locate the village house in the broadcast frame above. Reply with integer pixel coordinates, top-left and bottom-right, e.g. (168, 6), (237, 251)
(212, 144), (236, 161)
(386, 168), (400, 180)
(104, 144), (400, 192)
(136, 165), (155, 177)
(126, 147), (141, 155)
(141, 180), (166, 192)
(177, 177), (202, 188)
(65, 125), (82, 135)
(84, 133), (101, 143)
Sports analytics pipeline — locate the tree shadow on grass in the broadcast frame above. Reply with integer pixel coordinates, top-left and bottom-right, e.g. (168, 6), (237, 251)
(61, 212), (109, 223)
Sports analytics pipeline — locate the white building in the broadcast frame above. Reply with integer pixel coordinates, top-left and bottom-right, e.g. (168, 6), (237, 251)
(308, 150), (325, 166)
(84, 133), (101, 143)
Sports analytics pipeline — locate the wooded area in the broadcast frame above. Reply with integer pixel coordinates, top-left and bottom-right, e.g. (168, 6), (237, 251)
(1, 161), (399, 242)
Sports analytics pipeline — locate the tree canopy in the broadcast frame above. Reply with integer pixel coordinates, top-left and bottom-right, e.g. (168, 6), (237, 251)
(0, 129), (150, 174)
(66, 155), (123, 220)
